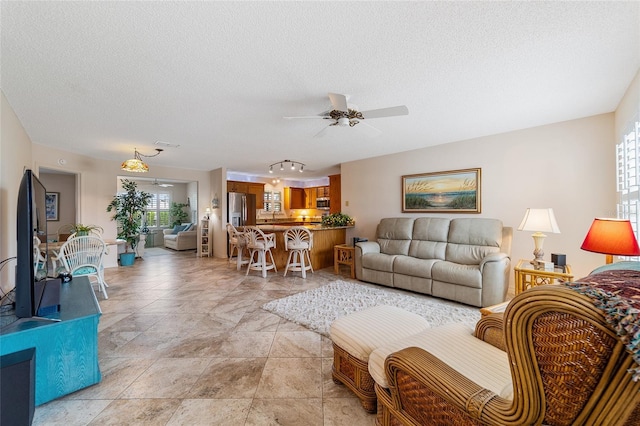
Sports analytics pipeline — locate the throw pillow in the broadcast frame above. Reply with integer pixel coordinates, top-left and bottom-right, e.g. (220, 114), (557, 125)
(172, 225), (187, 234)
(181, 223), (193, 232)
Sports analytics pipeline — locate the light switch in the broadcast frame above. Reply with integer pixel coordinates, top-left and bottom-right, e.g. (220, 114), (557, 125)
(345, 200), (349, 206)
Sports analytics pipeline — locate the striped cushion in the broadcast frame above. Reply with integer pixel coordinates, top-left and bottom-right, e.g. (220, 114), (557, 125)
(368, 322), (513, 400)
(330, 305), (430, 362)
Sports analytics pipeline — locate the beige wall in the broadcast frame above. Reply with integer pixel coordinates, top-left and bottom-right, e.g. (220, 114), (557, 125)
(341, 113), (616, 282)
(39, 171), (77, 239)
(1, 91), (33, 295)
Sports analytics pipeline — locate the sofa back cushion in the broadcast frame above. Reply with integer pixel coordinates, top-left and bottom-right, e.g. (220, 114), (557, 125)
(377, 218), (414, 255)
(408, 217), (450, 260)
(446, 218), (503, 265)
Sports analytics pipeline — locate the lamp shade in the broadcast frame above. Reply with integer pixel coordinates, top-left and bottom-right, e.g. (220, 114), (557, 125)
(580, 218), (640, 257)
(121, 158), (149, 173)
(517, 208), (561, 233)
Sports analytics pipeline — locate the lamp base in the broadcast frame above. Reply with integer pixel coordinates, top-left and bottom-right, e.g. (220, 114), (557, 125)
(530, 233), (547, 265)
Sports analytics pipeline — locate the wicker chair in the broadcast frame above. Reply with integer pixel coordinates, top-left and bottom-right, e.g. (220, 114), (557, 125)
(376, 284), (640, 426)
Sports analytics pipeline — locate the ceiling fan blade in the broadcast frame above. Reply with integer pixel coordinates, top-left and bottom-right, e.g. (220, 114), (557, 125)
(313, 124), (333, 138)
(357, 121), (382, 138)
(360, 105), (409, 119)
(328, 93), (349, 112)
(283, 116), (329, 119)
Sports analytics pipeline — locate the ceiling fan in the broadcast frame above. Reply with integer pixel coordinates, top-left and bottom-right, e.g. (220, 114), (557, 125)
(152, 179), (173, 188)
(284, 93), (409, 137)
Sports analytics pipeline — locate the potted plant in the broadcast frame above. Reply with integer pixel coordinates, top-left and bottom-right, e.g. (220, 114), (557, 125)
(321, 212), (355, 227)
(169, 202), (190, 227)
(106, 179), (152, 266)
(70, 223), (103, 236)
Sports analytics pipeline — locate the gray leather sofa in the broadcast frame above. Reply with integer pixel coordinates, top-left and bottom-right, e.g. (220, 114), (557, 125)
(355, 218), (512, 307)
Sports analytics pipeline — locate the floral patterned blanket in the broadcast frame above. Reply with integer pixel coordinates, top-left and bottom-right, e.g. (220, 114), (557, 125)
(563, 269), (640, 381)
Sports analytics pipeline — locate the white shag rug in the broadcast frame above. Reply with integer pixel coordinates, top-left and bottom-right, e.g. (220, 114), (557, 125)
(262, 280), (482, 337)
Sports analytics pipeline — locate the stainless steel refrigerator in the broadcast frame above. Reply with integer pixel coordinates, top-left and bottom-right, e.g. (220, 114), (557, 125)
(228, 192), (257, 227)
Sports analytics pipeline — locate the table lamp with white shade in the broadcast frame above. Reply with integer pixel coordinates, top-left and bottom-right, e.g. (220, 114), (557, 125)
(518, 208), (561, 264)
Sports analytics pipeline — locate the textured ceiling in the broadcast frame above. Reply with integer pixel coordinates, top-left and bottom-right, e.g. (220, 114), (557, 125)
(2, 1), (639, 180)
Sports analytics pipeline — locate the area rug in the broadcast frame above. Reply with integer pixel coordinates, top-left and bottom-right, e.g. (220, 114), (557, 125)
(261, 280), (482, 337)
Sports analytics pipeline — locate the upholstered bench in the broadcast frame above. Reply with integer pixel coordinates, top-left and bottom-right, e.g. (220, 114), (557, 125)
(329, 305), (430, 413)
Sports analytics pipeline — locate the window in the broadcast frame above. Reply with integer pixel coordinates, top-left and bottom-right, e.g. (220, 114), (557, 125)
(145, 191), (171, 228)
(617, 117), (640, 258)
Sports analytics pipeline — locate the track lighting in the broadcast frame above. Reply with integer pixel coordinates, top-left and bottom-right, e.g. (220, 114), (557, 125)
(268, 160), (306, 174)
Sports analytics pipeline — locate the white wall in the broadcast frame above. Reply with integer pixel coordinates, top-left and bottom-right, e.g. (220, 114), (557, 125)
(0, 91), (33, 295)
(341, 113), (616, 283)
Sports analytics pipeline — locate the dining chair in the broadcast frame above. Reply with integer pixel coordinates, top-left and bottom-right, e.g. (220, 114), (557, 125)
(244, 226), (277, 278)
(57, 235), (108, 299)
(283, 226), (314, 278)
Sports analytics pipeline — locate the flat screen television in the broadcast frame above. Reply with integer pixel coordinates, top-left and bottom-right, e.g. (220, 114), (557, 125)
(15, 169), (48, 318)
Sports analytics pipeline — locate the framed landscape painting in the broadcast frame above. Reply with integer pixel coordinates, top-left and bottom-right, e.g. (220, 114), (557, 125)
(45, 192), (59, 221)
(402, 168), (481, 213)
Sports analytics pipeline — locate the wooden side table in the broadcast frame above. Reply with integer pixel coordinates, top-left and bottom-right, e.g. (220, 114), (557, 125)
(514, 259), (573, 294)
(334, 244), (355, 279)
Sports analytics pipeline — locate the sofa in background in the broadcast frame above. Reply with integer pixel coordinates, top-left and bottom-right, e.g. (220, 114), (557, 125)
(163, 223), (197, 251)
(355, 218), (512, 307)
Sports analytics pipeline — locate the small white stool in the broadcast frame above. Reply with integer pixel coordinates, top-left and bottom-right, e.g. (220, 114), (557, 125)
(283, 226), (314, 278)
(329, 305), (430, 413)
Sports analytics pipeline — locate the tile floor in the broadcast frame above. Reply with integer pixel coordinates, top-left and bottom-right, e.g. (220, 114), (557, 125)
(33, 248), (376, 425)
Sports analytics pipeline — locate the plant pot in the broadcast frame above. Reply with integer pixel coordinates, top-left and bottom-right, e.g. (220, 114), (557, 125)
(119, 252), (136, 266)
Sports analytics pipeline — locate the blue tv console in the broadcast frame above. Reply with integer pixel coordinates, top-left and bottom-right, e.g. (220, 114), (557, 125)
(0, 276), (101, 405)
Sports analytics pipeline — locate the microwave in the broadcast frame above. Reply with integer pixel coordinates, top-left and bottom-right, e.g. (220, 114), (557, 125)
(316, 197), (330, 209)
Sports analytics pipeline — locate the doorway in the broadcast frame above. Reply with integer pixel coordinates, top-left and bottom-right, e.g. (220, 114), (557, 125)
(38, 168), (79, 243)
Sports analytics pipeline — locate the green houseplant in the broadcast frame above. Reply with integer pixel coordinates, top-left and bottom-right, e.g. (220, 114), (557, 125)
(70, 223), (103, 236)
(321, 212), (355, 227)
(170, 202), (190, 227)
(106, 179), (152, 265)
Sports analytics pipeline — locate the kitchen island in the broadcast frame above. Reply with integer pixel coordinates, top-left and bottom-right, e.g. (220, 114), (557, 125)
(240, 225), (351, 271)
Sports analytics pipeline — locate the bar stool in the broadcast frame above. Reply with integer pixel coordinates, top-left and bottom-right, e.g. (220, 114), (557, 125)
(245, 226), (277, 278)
(226, 223), (248, 270)
(283, 226), (314, 278)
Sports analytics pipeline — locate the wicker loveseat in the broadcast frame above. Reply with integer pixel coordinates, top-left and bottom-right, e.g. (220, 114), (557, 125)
(372, 269), (640, 426)
(355, 218), (512, 307)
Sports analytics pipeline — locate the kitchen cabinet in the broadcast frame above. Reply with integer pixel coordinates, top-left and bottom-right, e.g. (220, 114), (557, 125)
(227, 181), (249, 193)
(227, 181), (264, 209)
(317, 186), (330, 198)
(248, 183), (265, 209)
(285, 187), (306, 210)
(329, 174), (341, 214)
(305, 187), (317, 209)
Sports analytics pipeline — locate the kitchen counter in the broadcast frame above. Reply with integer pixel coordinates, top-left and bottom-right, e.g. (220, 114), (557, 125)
(240, 225), (353, 270)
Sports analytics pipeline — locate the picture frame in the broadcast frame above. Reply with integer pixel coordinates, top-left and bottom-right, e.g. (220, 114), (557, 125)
(402, 168), (481, 213)
(45, 192), (60, 221)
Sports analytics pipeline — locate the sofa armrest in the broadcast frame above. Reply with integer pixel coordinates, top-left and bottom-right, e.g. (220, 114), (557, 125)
(382, 346), (521, 424)
(475, 313), (506, 351)
(163, 229), (174, 236)
(355, 241), (380, 280)
(479, 252), (509, 269)
(479, 253), (511, 307)
(356, 241), (380, 255)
